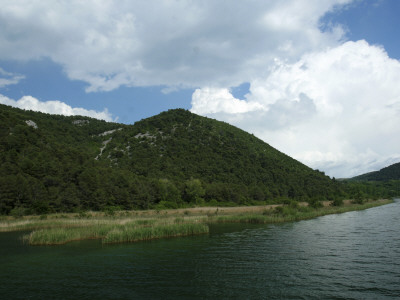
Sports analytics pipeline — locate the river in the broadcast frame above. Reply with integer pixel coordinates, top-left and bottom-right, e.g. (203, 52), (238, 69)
(1, 200), (399, 299)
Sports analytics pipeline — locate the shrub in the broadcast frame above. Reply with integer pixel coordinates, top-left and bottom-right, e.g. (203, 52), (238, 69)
(9, 207), (27, 218)
(352, 198), (365, 205)
(288, 200), (299, 209)
(207, 199), (219, 207)
(155, 201), (178, 209)
(309, 200), (323, 209)
(331, 198), (343, 206)
(78, 211), (90, 218)
(274, 206), (284, 214)
(262, 208), (273, 215)
(103, 205), (121, 216)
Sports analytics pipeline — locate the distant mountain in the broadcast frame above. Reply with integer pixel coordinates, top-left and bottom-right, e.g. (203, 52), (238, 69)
(1, 104), (344, 215)
(351, 162), (400, 181)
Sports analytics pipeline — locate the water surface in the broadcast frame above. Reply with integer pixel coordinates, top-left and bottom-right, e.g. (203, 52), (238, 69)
(1, 200), (399, 299)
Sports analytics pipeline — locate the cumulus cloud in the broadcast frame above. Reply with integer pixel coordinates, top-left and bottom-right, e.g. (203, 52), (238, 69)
(191, 87), (264, 114)
(0, 94), (114, 121)
(0, 0), (351, 91)
(191, 40), (400, 178)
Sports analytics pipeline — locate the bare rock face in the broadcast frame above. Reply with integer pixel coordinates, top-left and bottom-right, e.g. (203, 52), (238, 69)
(72, 120), (90, 126)
(98, 128), (122, 136)
(25, 120), (38, 129)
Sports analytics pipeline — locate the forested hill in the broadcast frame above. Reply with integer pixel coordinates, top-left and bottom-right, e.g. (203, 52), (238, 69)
(351, 162), (400, 181)
(1, 104), (344, 215)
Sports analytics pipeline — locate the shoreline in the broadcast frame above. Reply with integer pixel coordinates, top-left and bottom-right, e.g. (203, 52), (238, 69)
(116, 199), (389, 217)
(0, 199), (394, 245)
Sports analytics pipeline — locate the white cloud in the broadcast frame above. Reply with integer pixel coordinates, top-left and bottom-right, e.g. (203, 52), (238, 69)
(0, 67), (25, 88)
(191, 87), (264, 115)
(0, 94), (114, 121)
(0, 0), (352, 91)
(191, 40), (400, 178)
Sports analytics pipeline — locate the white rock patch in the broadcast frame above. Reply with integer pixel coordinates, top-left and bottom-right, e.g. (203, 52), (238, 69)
(25, 120), (38, 129)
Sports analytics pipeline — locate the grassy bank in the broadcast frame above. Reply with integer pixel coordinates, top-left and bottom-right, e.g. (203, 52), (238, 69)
(22, 219), (209, 245)
(0, 199), (393, 245)
(208, 200), (394, 224)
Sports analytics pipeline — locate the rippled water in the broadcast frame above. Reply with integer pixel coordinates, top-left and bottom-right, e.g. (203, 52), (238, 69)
(1, 200), (400, 299)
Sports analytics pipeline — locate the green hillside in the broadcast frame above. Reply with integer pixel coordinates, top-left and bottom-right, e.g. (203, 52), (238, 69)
(0, 104), (356, 215)
(351, 162), (400, 181)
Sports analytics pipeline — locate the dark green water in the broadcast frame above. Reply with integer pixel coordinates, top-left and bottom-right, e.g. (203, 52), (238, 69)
(1, 200), (400, 299)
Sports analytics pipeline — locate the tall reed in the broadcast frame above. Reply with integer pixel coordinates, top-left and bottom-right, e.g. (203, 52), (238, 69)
(22, 222), (209, 245)
(102, 223), (209, 244)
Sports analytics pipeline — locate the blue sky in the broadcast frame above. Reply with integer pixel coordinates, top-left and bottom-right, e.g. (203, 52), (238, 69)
(1, 0), (400, 178)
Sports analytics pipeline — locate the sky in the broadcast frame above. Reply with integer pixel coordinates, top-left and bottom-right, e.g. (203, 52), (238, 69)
(1, 0), (400, 178)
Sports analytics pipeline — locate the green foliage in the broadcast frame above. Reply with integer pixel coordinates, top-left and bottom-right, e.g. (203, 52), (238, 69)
(155, 201), (178, 210)
(22, 220), (209, 245)
(331, 198), (344, 206)
(78, 211), (91, 219)
(351, 162), (400, 181)
(157, 179), (181, 205)
(103, 205), (121, 216)
(184, 179), (205, 204)
(309, 199), (323, 209)
(9, 206), (28, 218)
(39, 214), (47, 220)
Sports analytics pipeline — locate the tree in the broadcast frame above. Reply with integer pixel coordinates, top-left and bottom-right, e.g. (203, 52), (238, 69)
(184, 179), (205, 205)
(157, 179), (181, 205)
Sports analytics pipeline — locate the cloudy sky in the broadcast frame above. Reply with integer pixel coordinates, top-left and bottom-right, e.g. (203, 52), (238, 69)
(1, 0), (399, 178)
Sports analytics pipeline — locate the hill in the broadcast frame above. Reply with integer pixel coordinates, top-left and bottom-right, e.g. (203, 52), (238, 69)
(351, 162), (400, 181)
(1, 104), (345, 215)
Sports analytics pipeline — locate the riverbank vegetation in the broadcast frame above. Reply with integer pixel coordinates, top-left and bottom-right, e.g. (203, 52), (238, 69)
(0, 199), (392, 245)
(23, 221), (209, 245)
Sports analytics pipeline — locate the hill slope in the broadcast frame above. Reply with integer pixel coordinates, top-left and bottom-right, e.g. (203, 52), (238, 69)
(351, 162), (400, 181)
(0, 104), (343, 215)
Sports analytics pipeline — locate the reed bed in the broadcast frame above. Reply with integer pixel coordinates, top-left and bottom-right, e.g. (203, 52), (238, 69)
(102, 223), (209, 244)
(22, 220), (209, 245)
(1, 218), (125, 232)
(23, 225), (115, 245)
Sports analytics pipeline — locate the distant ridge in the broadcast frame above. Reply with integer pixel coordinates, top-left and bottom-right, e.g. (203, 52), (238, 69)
(351, 162), (400, 181)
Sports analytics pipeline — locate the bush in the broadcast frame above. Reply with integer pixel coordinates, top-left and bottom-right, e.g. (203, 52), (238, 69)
(155, 201), (178, 210)
(9, 207), (27, 218)
(331, 198), (343, 206)
(103, 205), (121, 216)
(309, 199), (323, 209)
(78, 211), (90, 218)
(352, 198), (365, 205)
(262, 208), (273, 215)
(207, 199), (219, 207)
